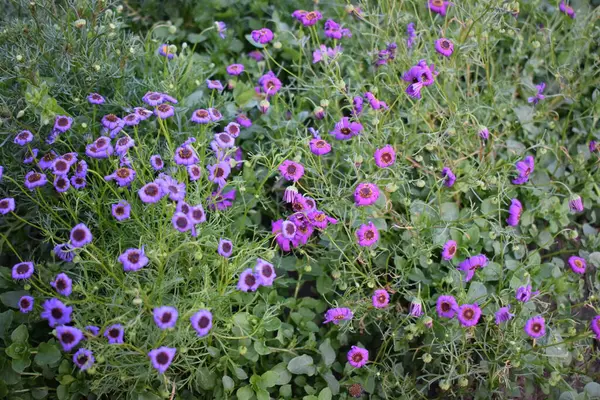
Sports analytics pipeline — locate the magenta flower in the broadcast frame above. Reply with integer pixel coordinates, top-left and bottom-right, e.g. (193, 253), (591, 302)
(190, 309), (213, 337)
(515, 284), (538, 302)
(104, 324), (124, 344)
(495, 306), (515, 325)
(356, 222), (379, 247)
(568, 256), (586, 274)
(435, 38), (454, 57)
(441, 240), (457, 261)
(569, 195), (584, 213)
(312, 45), (342, 64)
(18, 296), (34, 313)
(331, 117), (363, 141)
(375, 42), (397, 66)
(279, 160), (304, 182)
(112, 201), (131, 221)
(324, 307), (353, 324)
(324, 19), (351, 39)
(347, 346), (368, 368)
(236, 114), (252, 127)
(73, 349), (94, 371)
(307, 210), (337, 230)
(299, 10), (322, 26)
(237, 268), (260, 292)
(251, 28), (274, 44)
(479, 127), (489, 140)
(119, 248), (149, 272)
(559, 1), (575, 18)
(255, 259), (276, 286)
(506, 199), (523, 227)
(524, 316), (546, 338)
(457, 303), (482, 327)
(372, 289), (389, 308)
(259, 71), (282, 95)
(56, 326), (83, 351)
(374, 145), (396, 168)
(591, 316), (600, 340)
(354, 183), (380, 206)
(41, 298), (71, 327)
(153, 306), (178, 330)
(428, 0), (452, 16)
(441, 167), (456, 187)
(364, 92), (388, 110)
(528, 83), (546, 105)
(14, 130), (33, 146)
(309, 137), (332, 155)
(50, 273), (72, 296)
(226, 64), (245, 76)
(206, 80), (224, 91)
(0, 197), (15, 215)
(457, 254), (488, 282)
(512, 155), (535, 184)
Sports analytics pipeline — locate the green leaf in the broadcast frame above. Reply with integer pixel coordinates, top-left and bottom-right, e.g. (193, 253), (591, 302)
(280, 385), (292, 398)
(136, 392), (162, 400)
(197, 366), (217, 390)
(287, 355), (316, 375)
(263, 317), (281, 332)
(222, 376), (234, 392)
(254, 340), (271, 355)
(589, 252), (600, 268)
(318, 388), (333, 400)
(187, 33), (207, 43)
(261, 371), (279, 388)
(11, 357), (31, 373)
(11, 324), (29, 343)
(467, 282), (487, 302)
(319, 339), (336, 367)
(0, 310), (13, 340)
(271, 363), (292, 385)
(56, 385), (68, 400)
(584, 382), (600, 398)
(31, 387), (48, 399)
(440, 202), (459, 222)
(256, 389), (269, 400)
(0, 291), (28, 308)
(321, 371), (340, 395)
(34, 342), (62, 366)
(236, 385), (254, 400)
(59, 375), (75, 385)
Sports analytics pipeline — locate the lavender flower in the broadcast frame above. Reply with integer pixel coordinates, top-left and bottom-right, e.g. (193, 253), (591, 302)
(119, 248), (149, 272)
(309, 137), (331, 155)
(112, 201), (131, 221)
(70, 223), (92, 248)
(458, 254), (488, 282)
(515, 284), (538, 302)
(54, 115), (73, 133)
(436, 295), (458, 318)
(191, 109), (211, 124)
(215, 21), (227, 38)
(18, 295), (34, 313)
(174, 144), (199, 165)
(149, 347), (176, 374)
(226, 64), (244, 76)
(237, 268), (260, 292)
(324, 19), (351, 39)
(172, 212), (192, 233)
(150, 155), (164, 171)
(506, 199), (523, 227)
(479, 127), (489, 140)
(153, 306), (178, 330)
(41, 298), (72, 327)
(104, 324), (124, 344)
(155, 104), (175, 119)
(12, 261), (34, 280)
(255, 258), (276, 286)
(14, 130), (33, 146)
(569, 195), (584, 213)
(441, 167), (456, 187)
(312, 45), (342, 64)
(218, 239), (233, 258)
(528, 83), (546, 105)
(51, 157), (70, 175)
(354, 183), (380, 206)
(139, 182), (164, 203)
(105, 167), (136, 187)
(495, 306), (515, 325)
(524, 316), (546, 338)
(208, 108), (223, 122)
(410, 299), (424, 317)
(407, 23), (416, 48)
(428, 0), (452, 16)
(330, 117), (363, 141)
(512, 155), (535, 184)
(0, 197), (15, 215)
(559, 1), (575, 18)
(190, 310), (213, 337)
(187, 165), (202, 181)
(87, 93), (105, 104)
(56, 326), (83, 351)
(54, 244), (74, 262)
(251, 28), (274, 44)
(207, 161), (231, 187)
(50, 273), (72, 296)
(73, 349), (95, 371)
(24, 171), (47, 190)
(435, 38), (454, 57)
(158, 44), (174, 59)
(157, 174), (186, 202)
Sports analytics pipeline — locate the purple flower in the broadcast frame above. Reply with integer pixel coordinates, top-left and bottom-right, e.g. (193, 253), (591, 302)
(188, 204), (206, 225)
(251, 28), (274, 44)
(407, 22), (416, 48)
(112, 201), (131, 221)
(135, 107), (154, 120)
(187, 164), (202, 181)
(153, 306), (178, 330)
(73, 349), (95, 371)
(142, 92), (164, 106)
(528, 83), (546, 105)
(190, 310), (213, 337)
(0, 197), (15, 215)
(122, 114), (140, 126)
(115, 136), (135, 155)
(441, 167), (456, 187)
(457, 303), (482, 327)
(259, 71), (282, 95)
(75, 160), (87, 177)
(309, 137), (331, 155)
(330, 117), (362, 141)
(14, 130), (33, 146)
(512, 155), (535, 184)
(215, 21), (227, 38)
(50, 158), (69, 176)
(12, 261), (34, 280)
(374, 145), (396, 168)
(410, 299), (424, 317)
(208, 108), (223, 122)
(515, 284), (538, 302)
(441, 240), (458, 261)
(53, 175), (70, 193)
(364, 92), (388, 110)
(207, 189), (236, 211)
(24, 171), (47, 190)
(172, 212), (192, 233)
(50, 273), (72, 296)
(353, 96), (364, 115)
(354, 183), (380, 206)
(479, 127), (489, 140)
(236, 114), (252, 128)
(495, 306), (515, 325)
(356, 222), (379, 247)
(155, 104), (175, 119)
(150, 155), (164, 171)
(279, 160), (304, 182)
(435, 38), (454, 57)
(591, 316), (600, 340)
(54, 243), (74, 262)
(428, 0), (452, 16)
(372, 289), (390, 308)
(139, 182), (164, 203)
(206, 79), (224, 92)
(88, 93), (105, 104)
(174, 144), (199, 165)
(255, 258), (276, 286)
(18, 295), (34, 313)
(105, 167), (136, 187)
(41, 298), (72, 327)
(280, 220), (297, 240)
(38, 151), (58, 169)
(226, 64), (244, 76)
(347, 346), (368, 368)
(308, 210), (338, 230)
(568, 256), (586, 274)
(559, 1), (575, 18)
(218, 239), (233, 258)
(158, 44), (174, 59)
(86, 136), (114, 159)
(299, 10), (322, 26)
(324, 19), (351, 39)
(149, 347), (176, 374)
(525, 316), (546, 338)
(436, 295), (458, 318)
(119, 248), (149, 272)
(70, 223), (92, 248)
(104, 324), (124, 344)
(214, 132), (235, 148)
(85, 326), (100, 336)
(237, 268), (260, 292)
(191, 109), (211, 124)
(56, 326), (83, 351)
(207, 161), (231, 187)
(324, 307), (353, 324)
(569, 195), (584, 213)
(375, 42), (398, 66)
(458, 254), (488, 282)
(101, 114), (122, 130)
(23, 148), (38, 164)
(157, 174), (186, 202)
(312, 45), (342, 64)
(54, 115), (73, 133)
(506, 199), (523, 227)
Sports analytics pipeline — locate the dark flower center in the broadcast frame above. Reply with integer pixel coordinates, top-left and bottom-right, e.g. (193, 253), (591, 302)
(267, 81), (275, 89)
(57, 117), (69, 127)
(91, 94), (101, 100)
(144, 185), (159, 196)
(198, 316), (210, 329)
(125, 115), (136, 122)
(61, 332), (75, 344)
(116, 168), (131, 178)
(72, 228), (86, 241)
(190, 167), (200, 176)
(222, 242), (232, 252)
(28, 173), (41, 183)
(432, 0), (444, 6)
(448, 245), (456, 256)
(105, 114), (118, 122)
(43, 153), (56, 162)
(117, 138), (129, 146)
(306, 11), (318, 20)
(127, 252), (140, 264)
(464, 309), (474, 320)
(74, 177), (84, 185)
(532, 323), (541, 333)
(63, 154), (74, 162)
(441, 40), (450, 49)
(315, 140), (326, 148)
(168, 185), (178, 194)
(359, 187), (372, 198)
(441, 302), (451, 312)
(352, 353), (363, 363)
(219, 134), (231, 143)
(284, 223), (296, 235)
(378, 294), (387, 303)
(154, 158), (163, 166)
(176, 217), (188, 229)
(365, 230), (375, 240)
(215, 167), (224, 178)
(156, 352), (169, 364)
(192, 209), (203, 220)
(56, 279), (66, 290)
(56, 177), (68, 189)
(115, 206), (124, 215)
(77, 355), (88, 365)
(18, 132), (29, 139)
(96, 138), (108, 147)
(161, 312), (172, 323)
(51, 308), (63, 319)
(381, 153), (392, 163)
(20, 298), (30, 308)
(16, 263), (29, 274)
(212, 110), (222, 118)
(180, 204), (190, 214)
(575, 260), (582, 268)
(149, 93), (161, 100)
(261, 266), (273, 278)
(109, 329), (120, 338)
(340, 127), (351, 135)
(292, 202), (305, 212)
(179, 148), (192, 159)
(0, 200), (9, 209)
(314, 213), (325, 222)
(157, 104), (171, 113)
(196, 110), (208, 118)
(229, 125), (239, 134)
(245, 273), (256, 286)
(287, 165), (297, 174)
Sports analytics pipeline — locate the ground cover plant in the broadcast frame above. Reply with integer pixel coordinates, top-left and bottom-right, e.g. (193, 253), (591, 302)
(1, 0), (600, 399)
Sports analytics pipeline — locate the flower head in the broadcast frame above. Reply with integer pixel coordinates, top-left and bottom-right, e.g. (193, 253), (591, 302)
(407, 22), (416, 48)
(18, 295), (34, 313)
(139, 182), (164, 203)
(158, 44), (174, 59)
(410, 299), (424, 317)
(457, 254), (488, 282)
(53, 175), (70, 193)
(591, 316), (600, 340)
(56, 326), (83, 351)
(279, 160), (304, 182)
(515, 284), (538, 302)
(112, 201), (131, 221)
(149, 347), (176, 374)
(354, 183), (380, 206)
(568, 256), (586, 274)
(559, 1), (575, 18)
(174, 144), (200, 166)
(428, 0), (452, 15)
(347, 346), (368, 368)
(435, 38), (454, 57)
(457, 303), (482, 327)
(0, 197), (15, 215)
(237, 268), (260, 292)
(88, 93), (105, 104)
(524, 316), (546, 338)
(206, 80), (224, 91)
(215, 21), (227, 38)
(24, 171), (47, 190)
(226, 63), (244, 76)
(157, 174), (186, 202)
(50, 273), (72, 296)
(512, 155), (535, 184)
(528, 83), (546, 105)
(330, 117), (362, 140)
(436, 295), (458, 318)
(255, 258), (276, 286)
(190, 310), (213, 337)
(207, 189), (236, 210)
(150, 155), (164, 171)
(372, 289), (390, 308)
(506, 199), (523, 227)
(153, 306), (178, 330)
(73, 349), (95, 371)
(54, 115), (73, 133)
(119, 248), (149, 272)
(495, 306), (515, 325)
(12, 261), (34, 280)
(259, 71), (282, 95)
(251, 28), (274, 44)
(324, 307), (353, 324)
(41, 298), (72, 327)
(54, 243), (74, 262)
(105, 167), (136, 187)
(479, 127), (489, 140)
(441, 167), (456, 187)
(70, 223), (92, 248)
(191, 109), (211, 124)
(309, 138), (332, 155)
(218, 239), (233, 258)
(374, 145), (396, 168)
(442, 240), (457, 261)
(207, 161), (231, 187)
(104, 324), (124, 344)
(569, 195), (584, 213)
(324, 19), (351, 39)
(14, 130), (33, 146)
(356, 222), (379, 247)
